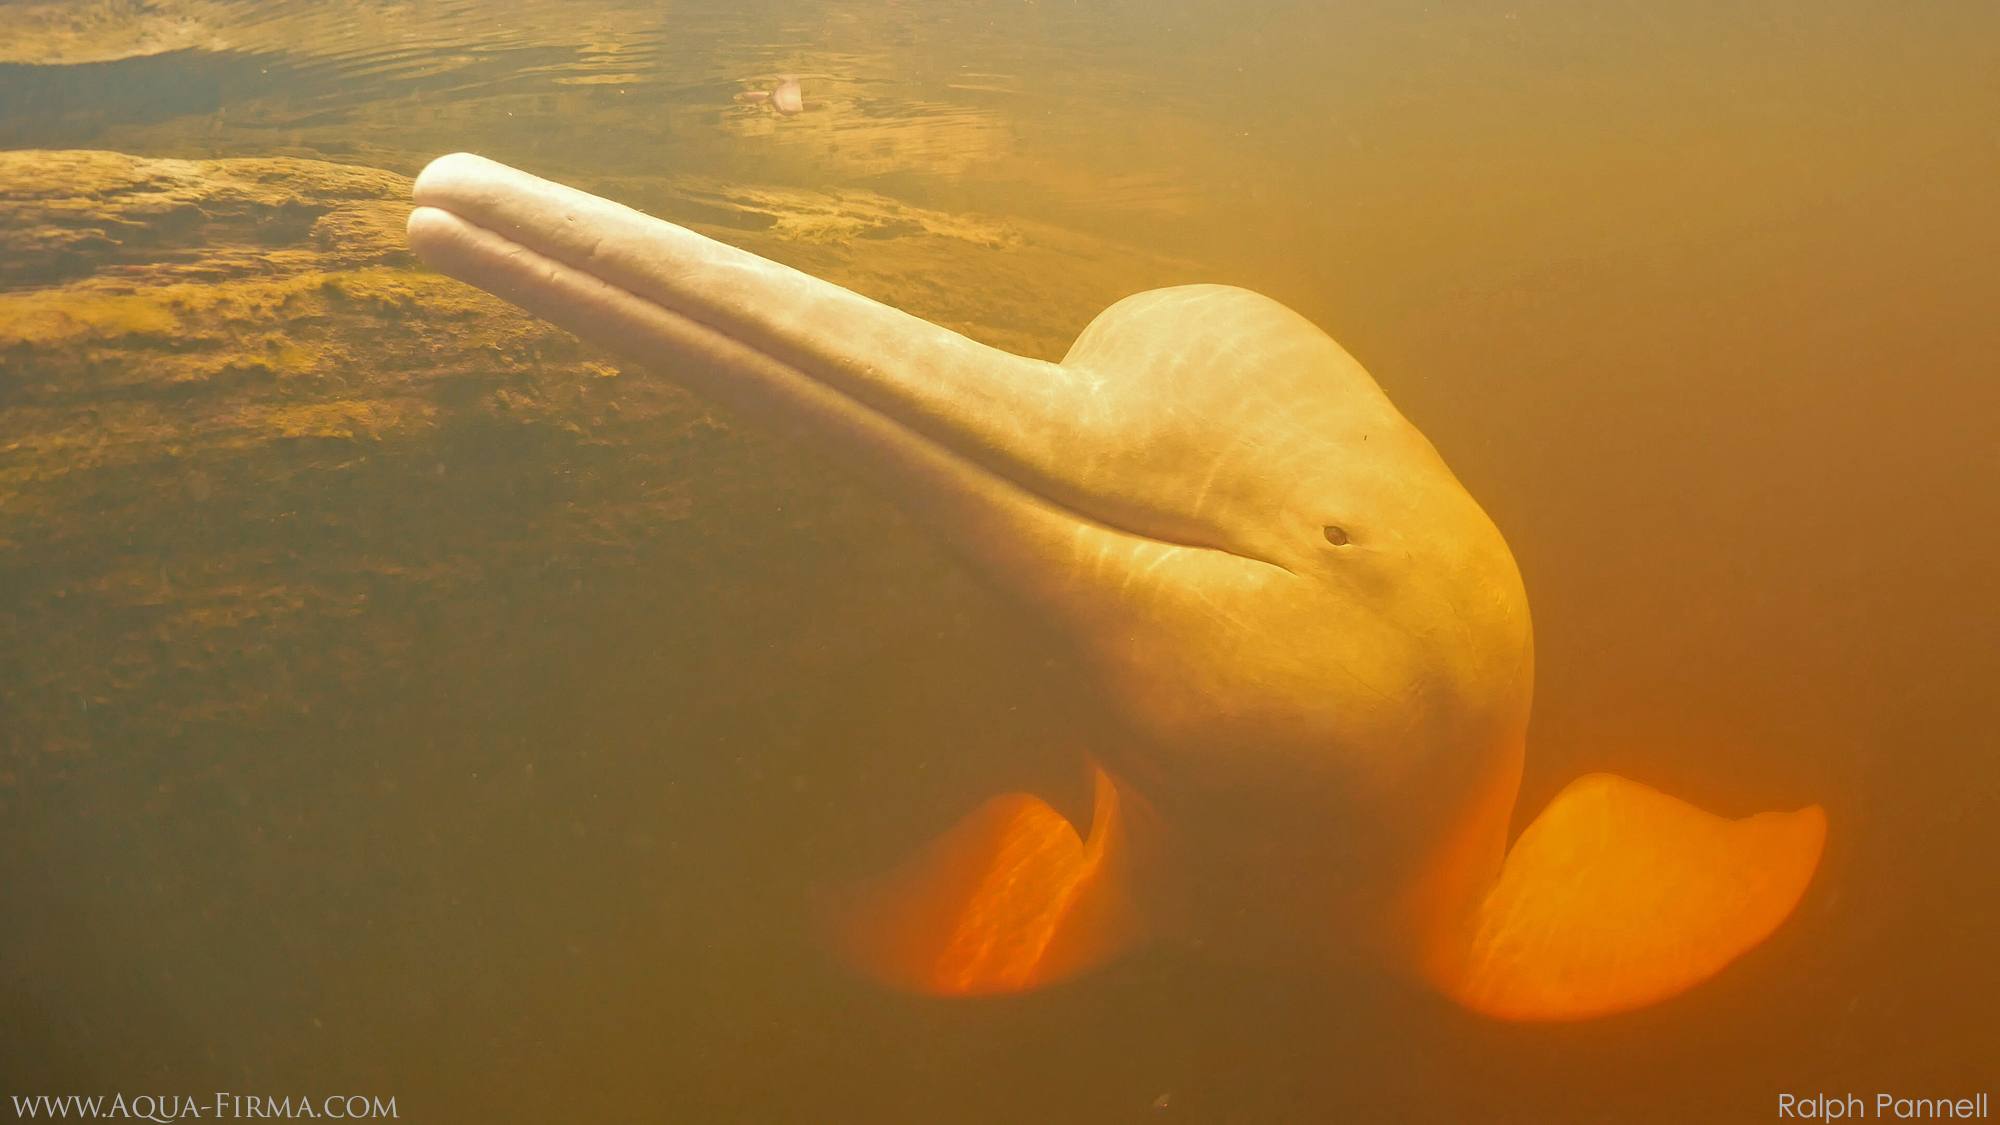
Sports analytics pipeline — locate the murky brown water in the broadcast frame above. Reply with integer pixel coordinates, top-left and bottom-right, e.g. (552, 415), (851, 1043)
(2, 0), (1994, 1120)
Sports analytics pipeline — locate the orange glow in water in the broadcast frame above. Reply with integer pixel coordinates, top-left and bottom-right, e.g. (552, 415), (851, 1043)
(829, 767), (1139, 996)
(836, 767), (1823, 1018)
(1427, 773), (1827, 1022)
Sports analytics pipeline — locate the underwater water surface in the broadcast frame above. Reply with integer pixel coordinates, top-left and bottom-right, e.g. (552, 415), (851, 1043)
(0, 0), (1994, 1121)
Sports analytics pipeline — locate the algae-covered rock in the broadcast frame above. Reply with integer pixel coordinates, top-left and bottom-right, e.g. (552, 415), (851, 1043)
(1, 149), (416, 287)
(0, 149), (733, 786)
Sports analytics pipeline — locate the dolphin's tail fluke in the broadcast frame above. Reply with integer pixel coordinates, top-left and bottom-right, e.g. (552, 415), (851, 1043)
(825, 767), (1142, 996)
(1422, 773), (1826, 1022)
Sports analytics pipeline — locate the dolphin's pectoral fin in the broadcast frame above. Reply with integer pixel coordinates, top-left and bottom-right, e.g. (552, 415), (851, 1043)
(825, 767), (1141, 996)
(1430, 773), (1826, 1022)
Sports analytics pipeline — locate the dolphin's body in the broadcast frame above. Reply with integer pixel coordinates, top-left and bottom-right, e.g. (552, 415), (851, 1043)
(736, 74), (817, 116)
(406, 153), (1825, 1021)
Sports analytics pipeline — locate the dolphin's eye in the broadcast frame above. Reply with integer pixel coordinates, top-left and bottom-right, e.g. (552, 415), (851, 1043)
(1323, 526), (1350, 546)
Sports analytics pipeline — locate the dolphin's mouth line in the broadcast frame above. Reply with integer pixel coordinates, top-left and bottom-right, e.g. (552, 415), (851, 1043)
(413, 204), (1299, 581)
(620, 270), (1303, 580)
(688, 314), (1303, 579)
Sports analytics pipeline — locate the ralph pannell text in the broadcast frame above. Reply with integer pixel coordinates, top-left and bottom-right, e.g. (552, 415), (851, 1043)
(1781, 1093), (1989, 1119)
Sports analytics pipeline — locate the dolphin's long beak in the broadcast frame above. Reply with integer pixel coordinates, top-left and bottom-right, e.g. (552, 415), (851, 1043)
(405, 153), (1237, 647)
(410, 154), (1086, 542)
